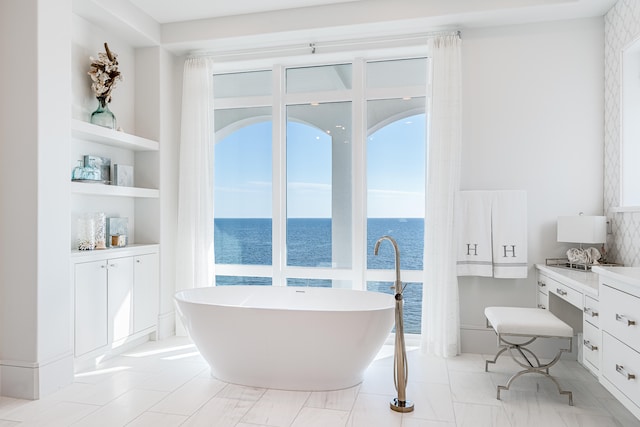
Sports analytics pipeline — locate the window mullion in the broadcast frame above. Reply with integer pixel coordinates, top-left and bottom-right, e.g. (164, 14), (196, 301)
(272, 64), (286, 287)
(352, 58), (366, 291)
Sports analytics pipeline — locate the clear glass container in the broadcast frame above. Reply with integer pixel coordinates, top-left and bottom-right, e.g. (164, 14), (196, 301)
(94, 212), (106, 249)
(90, 97), (117, 129)
(71, 160), (84, 181)
(77, 214), (96, 250)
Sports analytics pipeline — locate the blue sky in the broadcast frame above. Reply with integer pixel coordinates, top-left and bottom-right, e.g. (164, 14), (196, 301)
(214, 114), (425, 218)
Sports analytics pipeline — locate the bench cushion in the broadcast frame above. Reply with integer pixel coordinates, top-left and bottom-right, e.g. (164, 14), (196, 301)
(485, 307), (573, 338)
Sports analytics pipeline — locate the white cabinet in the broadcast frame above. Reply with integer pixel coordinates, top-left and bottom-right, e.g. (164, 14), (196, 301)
(535, 265), (599, 375)
(536, 275), (549, 310)
(74, 260), (108, 357)
(133, 253), (159, 333)
(107, 256), (134, 343)
(72, 246), (159, 359)
(592, 266), (640, 422)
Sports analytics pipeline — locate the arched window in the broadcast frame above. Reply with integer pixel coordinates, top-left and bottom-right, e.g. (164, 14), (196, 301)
(213, 57), (428, 334)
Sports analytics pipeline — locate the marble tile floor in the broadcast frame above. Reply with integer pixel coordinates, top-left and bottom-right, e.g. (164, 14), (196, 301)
(1, 336), (639, 427)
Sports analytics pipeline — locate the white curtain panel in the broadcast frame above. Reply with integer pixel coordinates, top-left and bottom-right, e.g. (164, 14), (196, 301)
(175, 57), (215, 335)
(421, 33), (462, 357)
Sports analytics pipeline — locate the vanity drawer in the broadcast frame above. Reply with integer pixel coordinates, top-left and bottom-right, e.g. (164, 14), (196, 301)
(537, 290), (549, 310)
(601, 284), (640, 353)
(548, 277), (582, 308)
(602, 332), (640, 404)
(583, 320), (600, 372)
(537, 275), (549, 295)
(583, 295), (600, 328)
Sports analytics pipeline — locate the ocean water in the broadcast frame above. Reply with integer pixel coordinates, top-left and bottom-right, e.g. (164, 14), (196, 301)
(214, 218), (424, 333)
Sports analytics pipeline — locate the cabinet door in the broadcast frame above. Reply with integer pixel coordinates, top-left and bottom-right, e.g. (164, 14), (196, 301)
(133, 253), (159, 333)
(107, 256), (134, 342)
(75, 260), (108, 356)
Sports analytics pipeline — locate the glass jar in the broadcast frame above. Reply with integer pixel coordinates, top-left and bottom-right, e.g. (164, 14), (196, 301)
(90, 97), (117, 130)
(71, 160), (84, 181)
(77, 214), (96, 250)
(94, 212), (106, 249)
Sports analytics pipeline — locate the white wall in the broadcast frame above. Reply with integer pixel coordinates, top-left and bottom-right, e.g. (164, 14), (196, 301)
(72, 14), (136, 133)
(459, 18), (604, 352)
(162, 15), (606, 352)
(0, 0), (74, 398)
(604, 0), (640, 267)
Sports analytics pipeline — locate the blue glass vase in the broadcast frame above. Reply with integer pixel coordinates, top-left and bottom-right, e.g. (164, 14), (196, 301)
(90, 97), (116, 129)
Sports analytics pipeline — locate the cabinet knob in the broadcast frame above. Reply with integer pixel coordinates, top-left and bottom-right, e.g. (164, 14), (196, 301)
(583, 307), (598, 317)
(615, 313), (636, 326)
(537, 281), (546, 287)
(136, 259), (141, 263)
(109, 263), (117, 268)
(557, 288), (567, 296)
(537, 304), (546, 310)
(616, 364), (636, 380)
(583, 339), (598, 351)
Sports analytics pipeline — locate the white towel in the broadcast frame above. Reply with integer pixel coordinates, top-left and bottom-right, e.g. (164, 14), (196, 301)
(455, 191), (493, 277)
(491, 190), (528, 278)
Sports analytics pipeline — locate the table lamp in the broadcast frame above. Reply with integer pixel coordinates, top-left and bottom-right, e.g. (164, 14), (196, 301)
(557, 215), (607, 265)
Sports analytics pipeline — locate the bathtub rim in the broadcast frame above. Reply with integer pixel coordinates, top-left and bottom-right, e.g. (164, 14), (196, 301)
(174, 285), (396, 312)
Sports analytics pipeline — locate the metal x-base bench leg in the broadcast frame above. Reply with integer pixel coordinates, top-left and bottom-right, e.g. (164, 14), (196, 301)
(484, 307), (574, 406)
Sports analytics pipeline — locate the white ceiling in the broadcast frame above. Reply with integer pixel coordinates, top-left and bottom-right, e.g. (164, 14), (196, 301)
(129, 0), (617, 25)
(130, 0), (370, 24)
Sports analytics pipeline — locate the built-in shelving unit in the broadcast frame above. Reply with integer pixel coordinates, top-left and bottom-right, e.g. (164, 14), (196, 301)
(70, 181), (159, 198)
(69, 0), (178, 361)
(71, 119), (159, 151)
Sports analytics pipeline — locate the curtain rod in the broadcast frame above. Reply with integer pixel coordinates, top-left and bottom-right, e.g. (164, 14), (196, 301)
(189, 30), (461, 60)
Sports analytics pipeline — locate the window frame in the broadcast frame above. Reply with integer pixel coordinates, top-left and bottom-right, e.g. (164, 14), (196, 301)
(213, 55), (429, 292)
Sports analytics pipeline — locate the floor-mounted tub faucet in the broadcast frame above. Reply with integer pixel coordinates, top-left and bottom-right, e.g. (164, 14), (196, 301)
(374, 235), (414, 413)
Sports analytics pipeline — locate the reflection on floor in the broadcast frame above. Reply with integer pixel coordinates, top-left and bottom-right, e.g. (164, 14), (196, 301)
(1, 336), (639, 426)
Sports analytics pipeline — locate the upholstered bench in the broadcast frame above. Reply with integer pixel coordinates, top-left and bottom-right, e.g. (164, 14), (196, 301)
(484, 306), (574, 405)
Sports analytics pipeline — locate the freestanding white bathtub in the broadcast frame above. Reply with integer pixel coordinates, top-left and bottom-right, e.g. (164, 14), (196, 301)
(174, 285), (395, 391)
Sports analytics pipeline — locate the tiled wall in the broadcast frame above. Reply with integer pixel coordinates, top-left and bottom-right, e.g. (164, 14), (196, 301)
(605, 0), (640, 266)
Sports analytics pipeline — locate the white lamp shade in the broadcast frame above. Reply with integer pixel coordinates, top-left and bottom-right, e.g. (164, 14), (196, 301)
(557, 216), (607, 244)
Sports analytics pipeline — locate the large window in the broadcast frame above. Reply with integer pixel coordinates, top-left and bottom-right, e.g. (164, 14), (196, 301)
(213, 58), (428, 333)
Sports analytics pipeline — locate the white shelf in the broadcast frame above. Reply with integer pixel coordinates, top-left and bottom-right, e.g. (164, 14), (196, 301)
(71, 182), (159, 198)
(71, 243), (159, 261)
(71, 119), (159, 151)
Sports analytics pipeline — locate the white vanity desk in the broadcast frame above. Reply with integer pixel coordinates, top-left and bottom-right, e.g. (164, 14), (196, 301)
(535, 264), (640, 421)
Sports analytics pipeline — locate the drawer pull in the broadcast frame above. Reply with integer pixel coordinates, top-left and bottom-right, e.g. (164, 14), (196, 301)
(583, 339), (598, 351)
(557, 288), (567, 296)
(616, 364), (636, 380)
(538, 281), (546, 287)
(537, 304), (546, 309)
(583, 307), (598, 317)
(615, 313), (636, 326)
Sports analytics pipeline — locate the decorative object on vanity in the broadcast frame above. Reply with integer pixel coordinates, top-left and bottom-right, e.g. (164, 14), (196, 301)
(113, 164), (133, 187)
(107, 217), (128, 247)
(88, 42), (122, 130)
(549, 214), (618, 271)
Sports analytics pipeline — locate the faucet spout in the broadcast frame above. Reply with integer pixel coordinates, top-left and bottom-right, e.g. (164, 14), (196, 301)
(374, 235), (402, 294)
